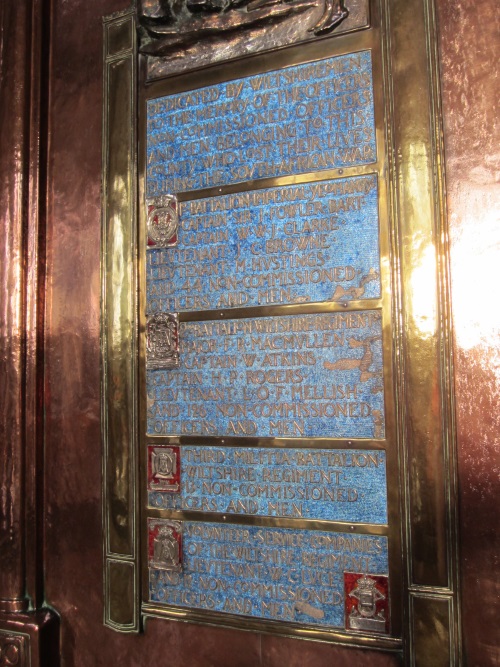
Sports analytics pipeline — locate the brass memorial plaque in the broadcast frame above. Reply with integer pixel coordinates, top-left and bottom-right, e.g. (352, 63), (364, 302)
(102, 0), (461, 659)
(141, 33), (394, 639)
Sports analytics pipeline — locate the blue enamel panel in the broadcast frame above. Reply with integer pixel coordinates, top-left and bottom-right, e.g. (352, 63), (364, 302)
(147, 175), (380, 312)
(147, 311), (385, 438)
(147, 51), (376, 194)
(149, 522), (388, 628)
(149, 446), (388, 524)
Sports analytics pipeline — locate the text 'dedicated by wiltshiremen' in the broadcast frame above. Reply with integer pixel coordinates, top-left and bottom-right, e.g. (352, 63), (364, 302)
(144, 49), (390, 636)
(147, 51), (376, 193)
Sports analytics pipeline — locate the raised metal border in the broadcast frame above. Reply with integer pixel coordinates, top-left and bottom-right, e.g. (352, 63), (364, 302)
(102, 6), (141, 633)
(380, 0), (461, 662)
(100, 0), (462, 660)
(137, 6), (402, 650)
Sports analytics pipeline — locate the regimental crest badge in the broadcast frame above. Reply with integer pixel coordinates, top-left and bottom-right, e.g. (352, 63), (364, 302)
(148, 445), (180, 492)
(147, 195), (178, 247)
(148, 519), (183, 571)
(146, 312), (179, 369)
(344, 573), (389, 634)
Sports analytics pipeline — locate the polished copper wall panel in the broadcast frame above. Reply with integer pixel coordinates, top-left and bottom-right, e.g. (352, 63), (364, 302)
(0, 0), (31, 611)
(44, 0), (400, 663)
(42, 0), (498, 665)
(1, 7), (60, 659)
(437, 0), (500, 664)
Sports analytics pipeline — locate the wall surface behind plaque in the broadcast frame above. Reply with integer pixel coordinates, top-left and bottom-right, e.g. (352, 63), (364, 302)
(43, 0), (499, 664)
(437, 0), (500, 664)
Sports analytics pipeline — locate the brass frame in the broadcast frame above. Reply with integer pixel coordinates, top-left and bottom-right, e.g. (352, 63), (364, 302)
(102, 0), (461, 662)
(102, 7), (141, 633)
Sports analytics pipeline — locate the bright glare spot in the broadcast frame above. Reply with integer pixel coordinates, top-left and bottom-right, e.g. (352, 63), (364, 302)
(410, 244), (437, 338)
(452, 207), (500, 350)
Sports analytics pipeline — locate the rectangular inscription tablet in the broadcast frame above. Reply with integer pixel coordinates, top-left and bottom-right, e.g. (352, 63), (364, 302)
(147, 175), (380, 312)
(147, 311), (384, 438)
(147, 51), (376, 194)
(148, 446), (388, 524)
(148, 521), (389, 630)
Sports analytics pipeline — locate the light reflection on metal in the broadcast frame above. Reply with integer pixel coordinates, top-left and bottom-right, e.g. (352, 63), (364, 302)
(310, 0), (348, 34)
(409, 243), (437, 338)
(451, 208), (500, 350)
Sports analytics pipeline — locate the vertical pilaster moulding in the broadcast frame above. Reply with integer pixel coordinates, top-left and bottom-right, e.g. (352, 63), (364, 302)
(102, 6), (141, 633)
(383, 0), (461, 663)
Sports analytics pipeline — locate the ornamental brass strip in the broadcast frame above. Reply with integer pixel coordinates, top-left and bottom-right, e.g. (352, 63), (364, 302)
(102, 9), (140, 633)
(146, 436), (385, 448)
(177, 300), (383, 323)
(384, 0), (457, 590)
(174, 162), (381, 202)
(410, 593), (453, 667)
(142, 602), (402, 650)
(146, 508), (389, 534)
(380, 0), (461, 660)
(107, 19), (134, 57)
(106, 559), (138, 630)
(103, 27), (135, 558)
